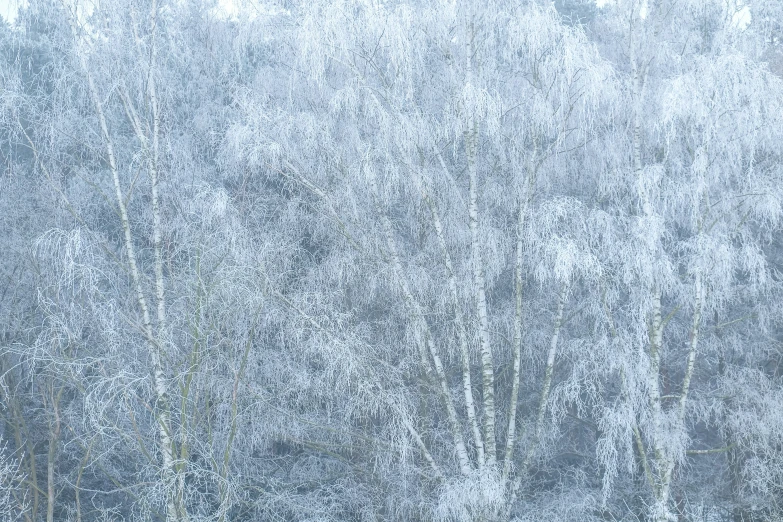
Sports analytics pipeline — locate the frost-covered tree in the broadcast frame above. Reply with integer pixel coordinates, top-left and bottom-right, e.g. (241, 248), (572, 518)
(228, 0), (616, 519)
(1, 0), (781, 521)
(587, 1), (783, 520)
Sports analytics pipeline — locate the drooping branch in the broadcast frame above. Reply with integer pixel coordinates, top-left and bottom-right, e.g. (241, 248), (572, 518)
(45, 385), (63, 522)
(268, 274), (444, 479)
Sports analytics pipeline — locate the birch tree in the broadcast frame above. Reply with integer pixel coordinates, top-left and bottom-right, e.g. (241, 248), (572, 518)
(1, 0), (782, 521)
(2, 1), (282, 520)
(590, 1), (783, 520)
(229, 1), (614, 519)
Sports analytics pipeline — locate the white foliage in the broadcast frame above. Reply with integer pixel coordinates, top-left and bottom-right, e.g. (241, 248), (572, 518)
(0, 439), (24, 521)
(4, 0), (783, 520)
(435, 467), (506, 522)
(528, 197), (602, 285)
(596, 398), (636, 504)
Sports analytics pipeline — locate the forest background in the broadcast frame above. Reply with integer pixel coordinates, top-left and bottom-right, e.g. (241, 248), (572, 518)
(1, 0), (782, 521)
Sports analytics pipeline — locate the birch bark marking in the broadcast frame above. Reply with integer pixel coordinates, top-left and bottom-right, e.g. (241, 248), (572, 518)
(629, 8), (663, 450)
(630, 10), (651, 217)
(465, 18), (497, 464)
(502, 182), (530, 482)
(146, 4), (189, 519)
(468, 134), (497, 466)
(61, 4), (182, 520)
(630, 16), (676, 518)
(678, 273), (703, 424)
(147, 0), (166, 342)
(420, 178), (485, 468)
(648, 288), (664, 449)
(367, 168), (471, 474)
(644, 288), (683, 522)
(505, 284), (567, 520)
(656, 273), (703, 522)
(646, 288), (672, 521)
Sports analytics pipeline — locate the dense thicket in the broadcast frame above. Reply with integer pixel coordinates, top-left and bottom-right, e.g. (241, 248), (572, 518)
(1, 0), (782, 521)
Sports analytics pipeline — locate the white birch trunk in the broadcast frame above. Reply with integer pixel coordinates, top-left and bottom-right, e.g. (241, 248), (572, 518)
(368, 170), (472, 474)
(420, 177), (485, 468)
(648, 288), (664, 450)
(646, 289), (670, 522)
(466, 121), (497, 466)
(505, 285), (567, 519)
(653, 274), (703, 522)
(533, 285), (567, 452)
(463, 16), (497, 464)
(62, 5), (182, 520)
(147, 0), (167, 344)
(502, 184), (531, 482)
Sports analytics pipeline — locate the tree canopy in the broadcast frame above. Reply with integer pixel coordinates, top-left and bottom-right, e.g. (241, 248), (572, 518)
(1, 0), (781, 521)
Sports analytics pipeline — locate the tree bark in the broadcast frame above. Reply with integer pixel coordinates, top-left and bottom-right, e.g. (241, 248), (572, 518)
(368, 167), (472, 474)
(505, 284), (567, 519)
(61, 3), (183, 519)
